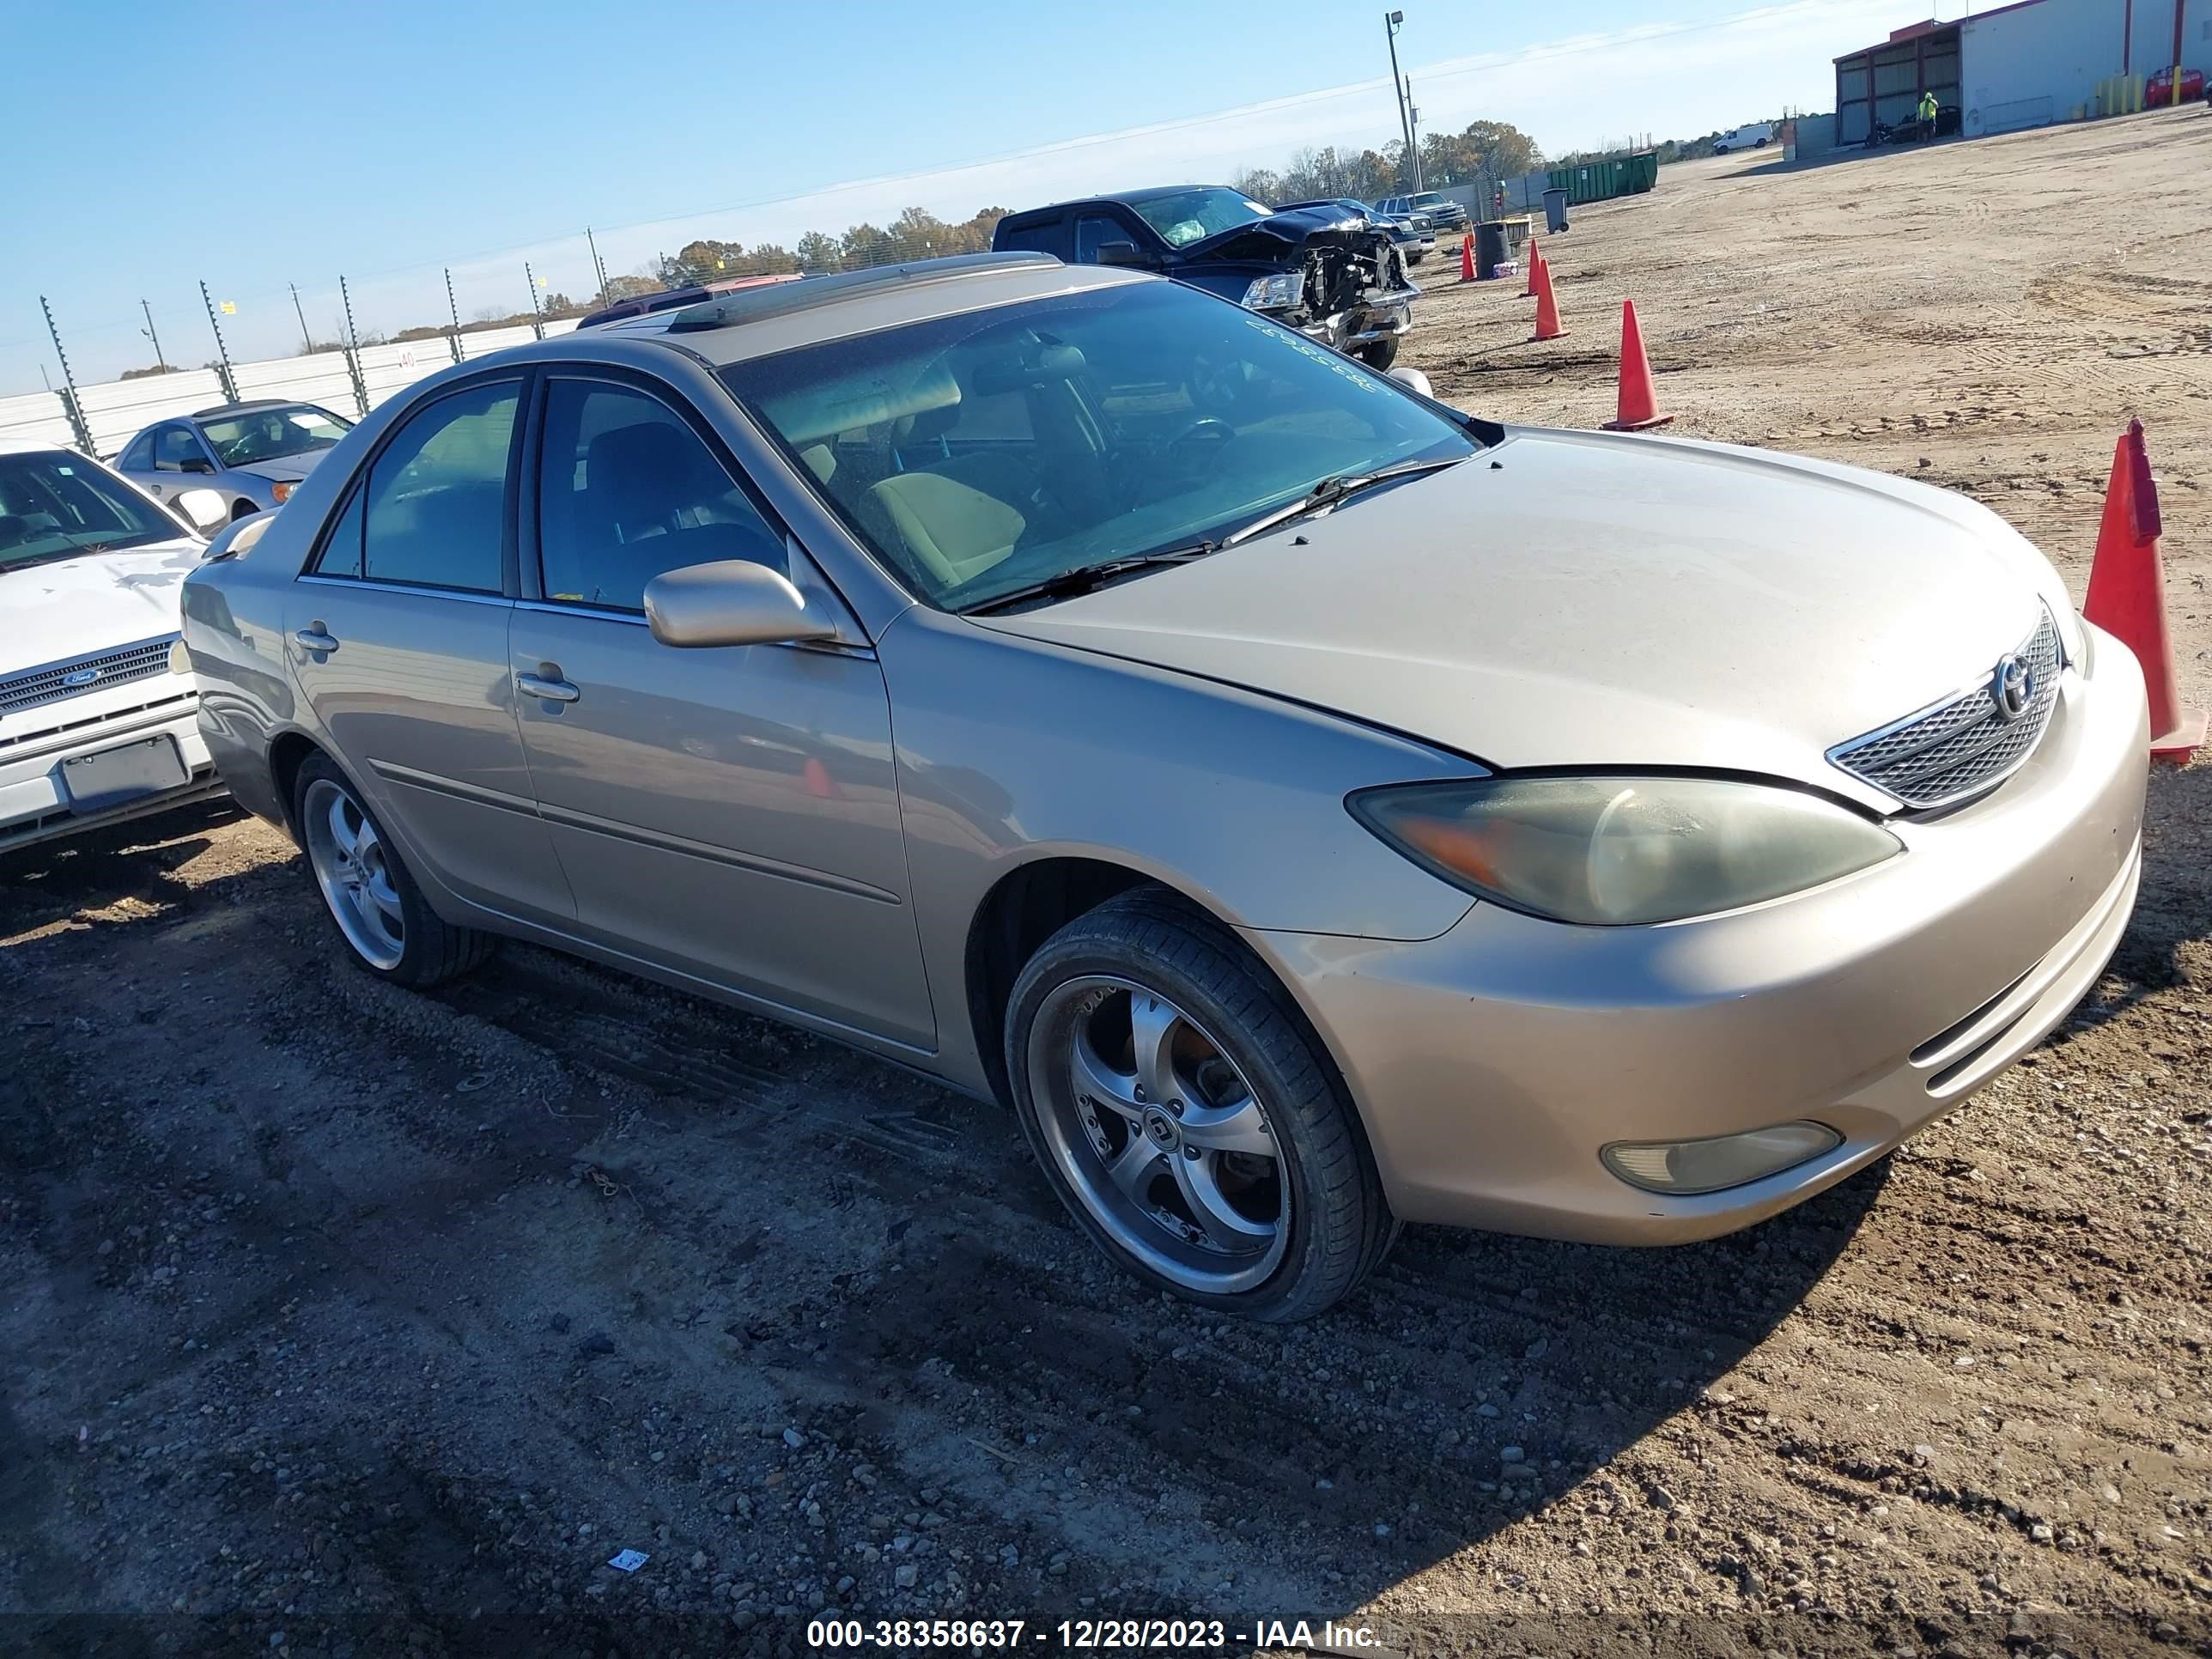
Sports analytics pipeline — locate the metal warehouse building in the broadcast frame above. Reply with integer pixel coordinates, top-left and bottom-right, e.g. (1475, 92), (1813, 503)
(1836, 0), (2206, 143)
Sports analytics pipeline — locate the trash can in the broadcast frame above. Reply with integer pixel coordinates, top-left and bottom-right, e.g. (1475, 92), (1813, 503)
(1543, 188), (1571, 234)
(1474, 219), (1509, 280)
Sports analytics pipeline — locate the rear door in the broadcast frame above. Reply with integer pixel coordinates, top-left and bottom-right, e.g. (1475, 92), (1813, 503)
(284, 374), (574, 925)
(507, 370), (934, 1046)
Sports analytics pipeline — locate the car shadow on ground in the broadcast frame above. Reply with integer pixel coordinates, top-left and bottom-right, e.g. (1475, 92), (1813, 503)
(0, 799), (248, 943)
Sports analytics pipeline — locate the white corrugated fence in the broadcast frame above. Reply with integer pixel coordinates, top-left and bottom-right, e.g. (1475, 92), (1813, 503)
(2, 319), (581, 457)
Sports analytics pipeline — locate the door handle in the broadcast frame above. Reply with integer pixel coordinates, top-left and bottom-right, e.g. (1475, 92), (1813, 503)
(294, 627), (338, 653)
(516, 672), (580, 704)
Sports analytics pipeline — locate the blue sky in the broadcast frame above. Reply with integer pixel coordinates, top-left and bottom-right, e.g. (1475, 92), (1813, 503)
(0, 0), (1954, 390)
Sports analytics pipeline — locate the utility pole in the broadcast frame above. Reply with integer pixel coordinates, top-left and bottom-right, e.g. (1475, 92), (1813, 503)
(1407, 78), (1425, 191)
(139, 300), (168, 373)
(586, 227), (609, 303)
(40, 295), (94, 453)
(289, 283), (314, 353)
(444, 268), (465, 364)
(1384, 11), (1417, 191)
(198, 281), (240, 403)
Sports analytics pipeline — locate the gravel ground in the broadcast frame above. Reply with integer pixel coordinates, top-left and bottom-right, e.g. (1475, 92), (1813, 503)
(5, 114), (2211, 1659)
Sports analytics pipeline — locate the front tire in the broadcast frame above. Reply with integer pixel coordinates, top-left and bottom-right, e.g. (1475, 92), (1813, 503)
(293, 753), (493, 988)
(1357, 336), (1401, 371)
(1006, 891), (1393, 1321)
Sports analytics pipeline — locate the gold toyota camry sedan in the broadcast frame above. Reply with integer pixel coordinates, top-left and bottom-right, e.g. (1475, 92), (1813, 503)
(180, 254), (2147, 1319)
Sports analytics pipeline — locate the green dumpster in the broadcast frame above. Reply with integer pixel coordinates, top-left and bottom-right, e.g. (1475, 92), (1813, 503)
(1547, 150), (1658, 206)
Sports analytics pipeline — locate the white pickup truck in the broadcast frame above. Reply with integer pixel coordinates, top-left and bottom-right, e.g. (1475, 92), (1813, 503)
(1712, 121), (1778, 155)
(0, 438), (234, 853)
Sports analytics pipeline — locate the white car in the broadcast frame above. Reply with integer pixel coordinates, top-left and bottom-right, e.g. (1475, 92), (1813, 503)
(0, 439), (234, 854)
(1712, 122), (1777, 155)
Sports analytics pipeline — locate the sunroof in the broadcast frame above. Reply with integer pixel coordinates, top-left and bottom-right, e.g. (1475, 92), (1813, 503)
(664, 252), (1060, 333)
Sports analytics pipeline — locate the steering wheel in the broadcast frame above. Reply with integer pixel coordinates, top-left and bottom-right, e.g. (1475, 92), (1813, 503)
(1165, 416), (1235, 460)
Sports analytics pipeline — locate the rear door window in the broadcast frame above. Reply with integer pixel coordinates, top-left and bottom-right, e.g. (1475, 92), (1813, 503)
(357, 380), (520, 592)
(118, 433), (155, 472)
(994, 217), (1069, 260)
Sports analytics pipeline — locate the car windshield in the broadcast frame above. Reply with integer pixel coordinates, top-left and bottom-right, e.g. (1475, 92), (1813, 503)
(1127, 187), (1273, 249)
(1410, 193), (1449, 210)
(722, 280), (1480, 613)
(0, 449), (178, 571)
(199, 404), (351, 467)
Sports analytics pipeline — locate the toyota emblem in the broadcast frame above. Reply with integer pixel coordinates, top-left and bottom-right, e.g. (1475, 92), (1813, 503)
(1989, 653), (2033, 722)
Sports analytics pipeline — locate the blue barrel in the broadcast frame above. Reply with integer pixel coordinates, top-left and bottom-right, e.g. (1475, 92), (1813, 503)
(1543, 188), (1571, 234)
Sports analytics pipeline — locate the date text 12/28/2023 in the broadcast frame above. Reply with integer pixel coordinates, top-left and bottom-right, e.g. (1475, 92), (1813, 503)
(805, 1617), (1387, 1650)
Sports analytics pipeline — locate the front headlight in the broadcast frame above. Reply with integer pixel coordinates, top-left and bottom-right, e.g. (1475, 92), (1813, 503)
(270, 482), (295, 504)
(1240, 270), (1304, 311)
(1346, 775), (1902, 926)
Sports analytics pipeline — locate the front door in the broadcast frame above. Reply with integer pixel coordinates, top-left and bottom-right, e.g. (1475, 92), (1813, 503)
(285, 375), (573, 926)
(507, 372), (934, 1047)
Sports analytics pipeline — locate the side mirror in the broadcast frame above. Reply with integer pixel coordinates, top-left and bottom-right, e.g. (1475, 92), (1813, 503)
(174, 488), (229, 535)
(1386, 367), (1436, 398)
(643, 559), (838, 649)
(179, 455), (216, 475)
(1095, 241), (1150, 269)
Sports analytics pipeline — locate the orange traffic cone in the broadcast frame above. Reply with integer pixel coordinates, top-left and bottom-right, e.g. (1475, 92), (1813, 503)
(803, 757), (843, 799)
(1521, 240), (1542, 298)
(1531, 258), (1567, 341)
(1457, 233), (1476, 283)
(1602, 301), (1674, 431)
(2083, 419), (2204, 763)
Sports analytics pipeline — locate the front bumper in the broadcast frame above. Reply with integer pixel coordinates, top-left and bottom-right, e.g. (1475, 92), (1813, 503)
(1297, 291), (1418, 351)
(1252, 622), (2149, 1243)
(0, 693), (221, 855)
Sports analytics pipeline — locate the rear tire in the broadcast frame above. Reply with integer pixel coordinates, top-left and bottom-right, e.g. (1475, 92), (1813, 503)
(1357, 336), (1401, 372)
(292, 752), (494, 988)
(1006, 890), (1393, 1322)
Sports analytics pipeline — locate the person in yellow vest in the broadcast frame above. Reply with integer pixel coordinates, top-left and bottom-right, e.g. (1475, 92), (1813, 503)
(1917, 88), (1939, 138)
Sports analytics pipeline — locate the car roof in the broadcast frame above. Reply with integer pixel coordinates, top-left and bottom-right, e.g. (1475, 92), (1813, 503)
(187, 399), (303, 420)
(574, 252), (1148, 367)
(0, 434), (86, 458)
(1000, 185), (1246, 222)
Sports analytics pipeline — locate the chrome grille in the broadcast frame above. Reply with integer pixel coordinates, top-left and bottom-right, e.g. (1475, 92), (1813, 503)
(0, 635), (178, 721)
(1828, 607), (2064, 810)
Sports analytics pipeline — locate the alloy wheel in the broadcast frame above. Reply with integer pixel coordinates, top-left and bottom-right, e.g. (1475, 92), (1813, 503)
(302, 777), (405, 970)
(1026, 975), (1291, 1294)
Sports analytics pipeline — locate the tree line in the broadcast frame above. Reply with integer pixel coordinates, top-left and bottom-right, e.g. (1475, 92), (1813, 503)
(194, 117), (1545, 364)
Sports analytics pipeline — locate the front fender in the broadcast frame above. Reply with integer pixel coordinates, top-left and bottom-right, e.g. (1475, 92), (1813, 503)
(878, 605), (1480, 1093)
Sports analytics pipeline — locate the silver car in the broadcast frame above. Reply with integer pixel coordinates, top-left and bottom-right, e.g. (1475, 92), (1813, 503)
(113, 399), (354, 522)
(179, 254), (2147, 1320)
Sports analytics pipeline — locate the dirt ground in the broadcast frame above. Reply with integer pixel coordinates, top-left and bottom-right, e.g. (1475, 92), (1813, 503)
(6, 112), (2212, 1659)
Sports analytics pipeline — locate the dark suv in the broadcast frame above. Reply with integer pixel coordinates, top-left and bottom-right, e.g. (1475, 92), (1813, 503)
(992, 185), (1417, 368)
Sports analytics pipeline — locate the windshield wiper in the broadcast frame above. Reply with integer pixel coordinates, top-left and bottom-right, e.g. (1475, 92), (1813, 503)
(963, 542), (1220, 615)
(1222, 453), (1475, 547)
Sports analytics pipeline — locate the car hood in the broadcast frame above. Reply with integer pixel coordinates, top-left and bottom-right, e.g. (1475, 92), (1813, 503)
(234, 450), (329, 483)
(0, 538), (204, 676)
(1179, 208), (1389, 262)
(974, 428), (2069, 807)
